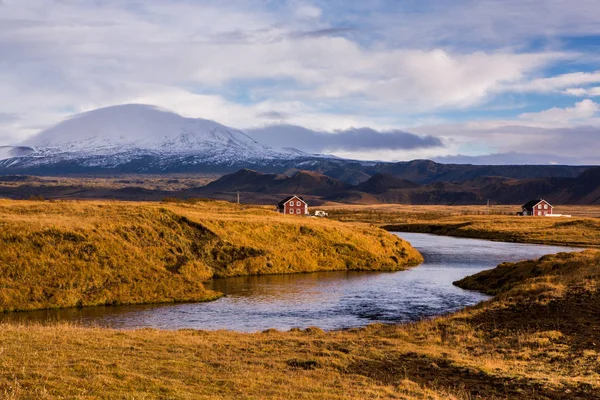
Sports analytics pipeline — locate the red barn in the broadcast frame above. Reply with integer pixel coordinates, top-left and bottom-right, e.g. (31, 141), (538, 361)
(277, 195), (308, 216)
(521, 199), (553, 216)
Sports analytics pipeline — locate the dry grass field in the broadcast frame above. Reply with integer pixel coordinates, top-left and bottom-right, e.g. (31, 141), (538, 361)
(321, 203), (600, 219)
(1, 250), (599, 399)
(0, 199), (421, 312)
(1, 199), (600, 399)
(324, 204), (600, 248)
(0, 174), (220, 191)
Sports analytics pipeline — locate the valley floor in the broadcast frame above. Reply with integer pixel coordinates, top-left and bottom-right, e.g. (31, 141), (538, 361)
(1, 201), (600, 399)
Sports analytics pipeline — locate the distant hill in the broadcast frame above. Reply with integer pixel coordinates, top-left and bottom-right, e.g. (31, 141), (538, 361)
(367, 159), (590, 184)
(0, 166), (597, 205)
(356, 173), (420, 194)
(197, 167), (600, 206)
(198, 169), (350, 196)
(271, 170), (351, 196)
(564, 167), (600, 204)
(199, 169), (288, 193)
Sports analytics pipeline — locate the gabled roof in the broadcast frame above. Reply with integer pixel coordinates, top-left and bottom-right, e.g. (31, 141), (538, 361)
(522, 199), (552, 210)
(277, 195), (306, 207)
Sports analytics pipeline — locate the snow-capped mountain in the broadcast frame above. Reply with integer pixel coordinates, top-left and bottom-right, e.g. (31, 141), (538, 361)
(0, 104), (311, 172)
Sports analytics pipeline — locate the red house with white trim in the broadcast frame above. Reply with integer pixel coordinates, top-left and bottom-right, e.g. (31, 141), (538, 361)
(277, 195), (309, 216)
(520, 199), (553, 216)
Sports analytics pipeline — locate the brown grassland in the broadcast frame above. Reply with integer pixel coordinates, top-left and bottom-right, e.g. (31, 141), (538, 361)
(0, 199), (421, 312)
(319, 203), (600, 218)
(324, 204), (600, 248)
(1, 200), (600, 399)
(0, 174), (220, 191)
(1, 250), (599, 399)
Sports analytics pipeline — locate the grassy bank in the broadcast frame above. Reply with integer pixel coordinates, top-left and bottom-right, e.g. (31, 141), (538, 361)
(0, 200), (422, 312)
(2, 250), (599, 399)
(325, 206), (600, 247)
(383, 216), (600, 248)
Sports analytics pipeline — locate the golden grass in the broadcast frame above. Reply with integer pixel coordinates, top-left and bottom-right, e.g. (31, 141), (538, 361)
(455, 249), (600, 297)
(2, 201), (600, 399)
(325, 206), (600, 247)
(320, 203), (600, 219)
(0, 199), (421, 312)
(0, 174), (220, 191)
(383, 216), (600, 248)
(0, 323), (466, 400)
(2, 249), (600, 399)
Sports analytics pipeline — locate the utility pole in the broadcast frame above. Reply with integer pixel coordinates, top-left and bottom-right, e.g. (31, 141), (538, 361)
(237, 191), (240, 205)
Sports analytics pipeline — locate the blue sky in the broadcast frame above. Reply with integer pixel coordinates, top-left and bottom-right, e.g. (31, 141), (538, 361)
(1, 0), (600, 164)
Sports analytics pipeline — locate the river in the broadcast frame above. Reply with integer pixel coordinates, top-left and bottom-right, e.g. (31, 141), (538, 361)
(0, 233), (578, 331)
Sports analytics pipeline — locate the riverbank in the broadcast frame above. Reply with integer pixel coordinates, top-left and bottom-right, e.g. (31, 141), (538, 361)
(384, 216), (600, 248)
(0, 199), (422, 312)
(2, 250), (599, 399)
(325, 206), (600, 248)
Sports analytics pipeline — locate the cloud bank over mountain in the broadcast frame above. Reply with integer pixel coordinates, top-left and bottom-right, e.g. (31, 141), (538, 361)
(247, 125), (444, 153)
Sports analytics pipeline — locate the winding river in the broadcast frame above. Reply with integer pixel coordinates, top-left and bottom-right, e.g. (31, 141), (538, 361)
(1, 233), (578, 331)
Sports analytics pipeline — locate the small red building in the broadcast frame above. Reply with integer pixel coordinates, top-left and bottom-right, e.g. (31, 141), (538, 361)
(277, 195), (308, 216)
(520, 199), (553, 216)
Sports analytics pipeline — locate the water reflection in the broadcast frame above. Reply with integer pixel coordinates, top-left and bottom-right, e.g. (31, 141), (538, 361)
(1, 233), (579, 331)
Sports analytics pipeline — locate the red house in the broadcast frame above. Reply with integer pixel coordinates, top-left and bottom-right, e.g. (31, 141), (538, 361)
(520, 199), (553, 216)
(277, 195), (308, 216)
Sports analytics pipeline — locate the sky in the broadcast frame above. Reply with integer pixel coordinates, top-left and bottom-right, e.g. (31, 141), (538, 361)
(1, 0), (600, 164)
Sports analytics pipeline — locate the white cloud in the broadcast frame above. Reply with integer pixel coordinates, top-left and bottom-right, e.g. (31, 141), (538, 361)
(306, 48), (562, 111)
(564, 87), (600, 97)
(293, 3), (322, 19)
(1, 0), (600, 166)
(126, 86), (395, 132)
(408, 100), (600, 164)
(420, 100), (600, 132)
(507, 71), (600, 93)
(518, 99), (600, 125)
(366, 0), (600, 48)
(0, 0), (576, 145)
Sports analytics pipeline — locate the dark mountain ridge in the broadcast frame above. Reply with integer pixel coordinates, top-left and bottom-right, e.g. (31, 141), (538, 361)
(198, 169), (351, 196)
(356, 173), (420, 194)
(366, 159), (590, 184)
(0, 166), (597, 205)
(0, 156), (591, 187)
(198, 166), (600, 206)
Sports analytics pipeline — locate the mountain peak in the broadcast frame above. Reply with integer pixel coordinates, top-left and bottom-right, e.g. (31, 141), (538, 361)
(24, 104), (262, 153)
(2, 104), (309, 169)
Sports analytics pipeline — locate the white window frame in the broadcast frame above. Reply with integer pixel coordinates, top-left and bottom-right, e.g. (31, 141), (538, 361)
(296, 208), (301, 214)
(289, 209), (294, 214)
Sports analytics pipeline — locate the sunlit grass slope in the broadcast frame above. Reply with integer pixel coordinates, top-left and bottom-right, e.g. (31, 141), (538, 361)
(0, 199), (422, 312)
(2, 250), (599, 399)
(455, 249), (600, 297)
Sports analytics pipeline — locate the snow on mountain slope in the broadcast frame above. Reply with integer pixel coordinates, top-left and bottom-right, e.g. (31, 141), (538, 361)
(24, 104), (287, 157)
(2, 104), (309, 170)
(0, 146), (35, 161)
